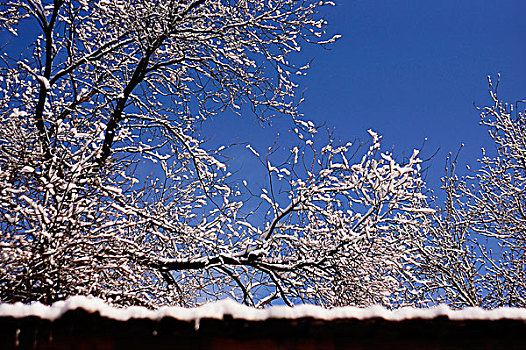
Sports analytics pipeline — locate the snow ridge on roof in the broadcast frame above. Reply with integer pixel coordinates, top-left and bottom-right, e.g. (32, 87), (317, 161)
(1, 296), (526, 323)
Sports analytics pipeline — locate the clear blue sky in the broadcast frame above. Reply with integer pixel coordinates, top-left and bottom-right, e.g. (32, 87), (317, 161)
(205, 0), (526, 192)
(306, 0), (525, 188)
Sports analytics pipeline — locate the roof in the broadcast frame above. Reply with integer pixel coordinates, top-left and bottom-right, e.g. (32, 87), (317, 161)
(2, 297), (526, 349)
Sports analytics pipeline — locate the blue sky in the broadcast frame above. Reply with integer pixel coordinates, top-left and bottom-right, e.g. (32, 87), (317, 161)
(303, 0), (525, 188)
(204, 0), (526, 192)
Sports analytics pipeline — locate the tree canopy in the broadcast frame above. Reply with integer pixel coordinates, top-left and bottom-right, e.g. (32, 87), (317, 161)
(0, 1), (524, 309)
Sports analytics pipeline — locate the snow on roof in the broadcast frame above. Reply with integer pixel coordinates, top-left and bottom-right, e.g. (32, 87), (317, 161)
(1, 296), (526, 323)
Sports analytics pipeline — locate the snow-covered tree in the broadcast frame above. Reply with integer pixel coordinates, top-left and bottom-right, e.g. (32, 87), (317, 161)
(418, 76), (526, 308)
(0, 0), (431, 308)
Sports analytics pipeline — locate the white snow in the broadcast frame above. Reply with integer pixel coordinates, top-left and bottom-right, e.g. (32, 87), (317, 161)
(36, 76), (51, 90)
(1, 296), (526, 323)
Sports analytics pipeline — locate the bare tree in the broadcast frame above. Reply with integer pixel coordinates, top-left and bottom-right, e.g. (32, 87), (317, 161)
(0, 0), (431, 308)
(417, 76), (526, 308)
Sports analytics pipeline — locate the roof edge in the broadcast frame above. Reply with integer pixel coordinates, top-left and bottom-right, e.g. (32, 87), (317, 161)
(1, 297), (526, 322)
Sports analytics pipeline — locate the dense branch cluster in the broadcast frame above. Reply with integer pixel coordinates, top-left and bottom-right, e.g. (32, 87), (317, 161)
(0, 0), (432, 308)
(419, 76), (526, 308)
